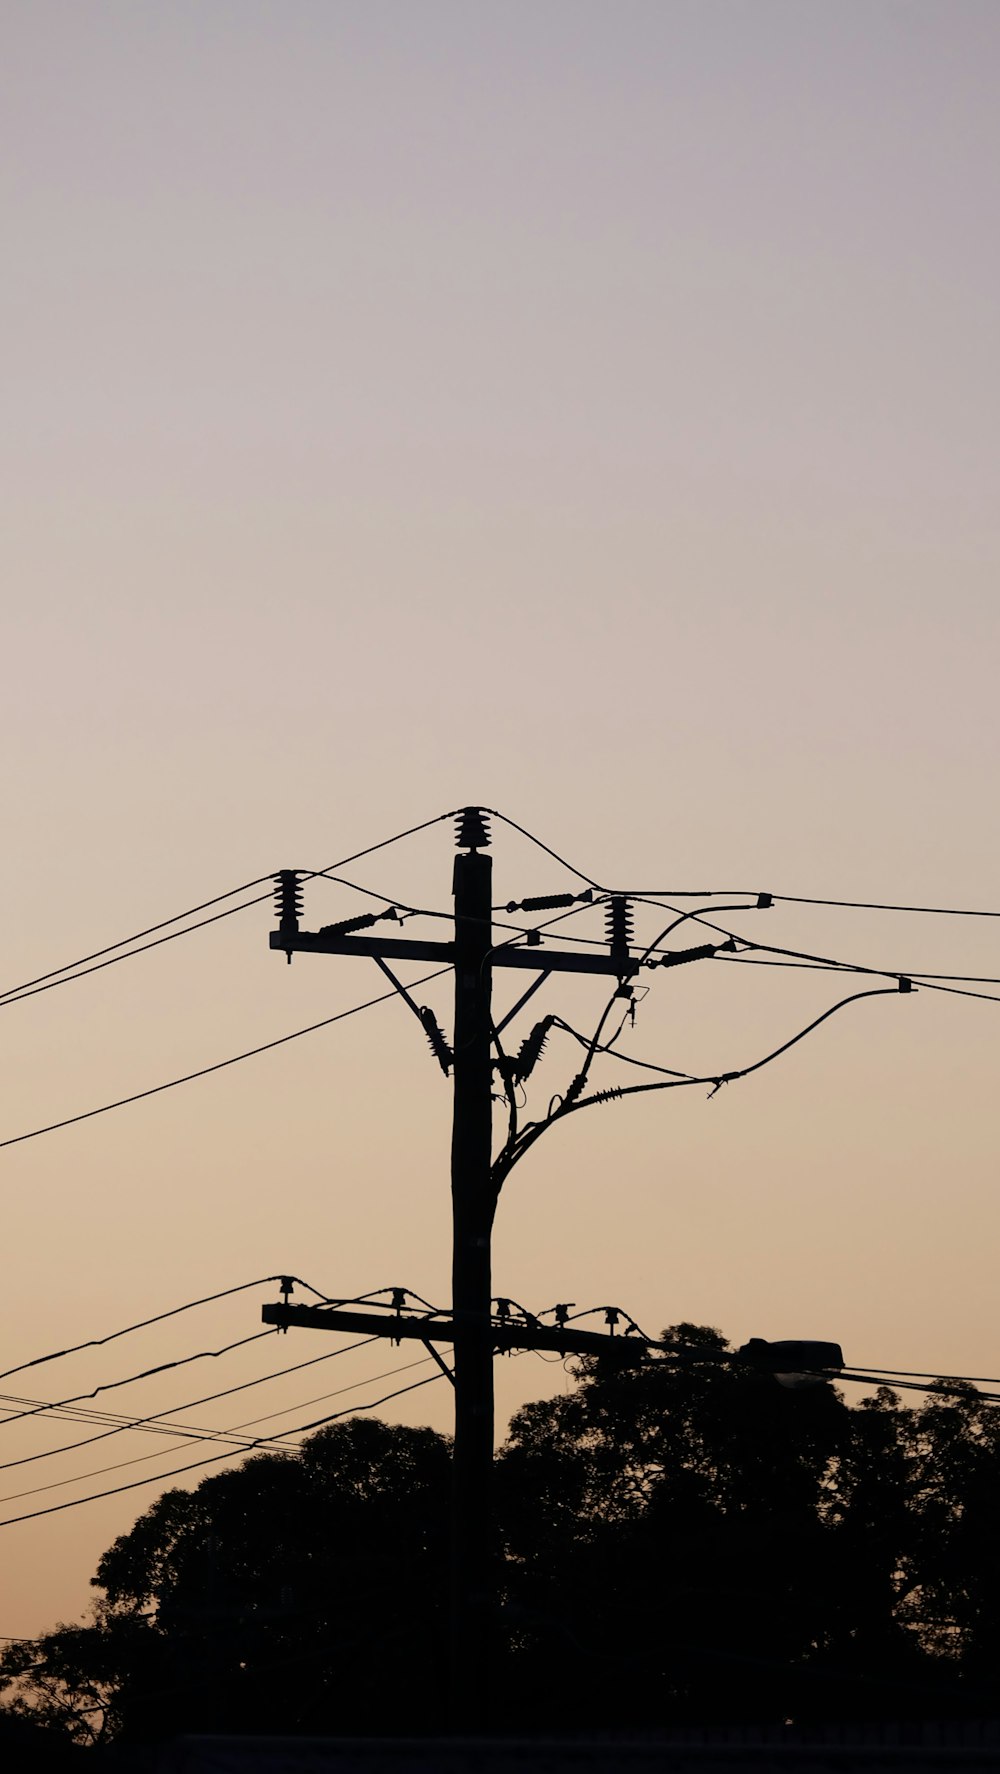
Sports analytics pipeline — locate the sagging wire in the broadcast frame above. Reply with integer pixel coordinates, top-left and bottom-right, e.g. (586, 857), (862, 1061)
(495, 984), (909, 1186)
(0, 1373), (449, 1529)
(0, 969), (452, 1152)
(0, 1338), (383, 1473)
(0, 811), (455, 1012)
(0, 1275), (330, 1387)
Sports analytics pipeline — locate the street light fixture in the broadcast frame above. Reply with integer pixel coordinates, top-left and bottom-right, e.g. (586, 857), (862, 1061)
(738, 1337), (845, 1389)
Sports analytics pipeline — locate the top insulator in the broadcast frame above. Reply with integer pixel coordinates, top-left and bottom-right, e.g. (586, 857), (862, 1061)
(455, 807), (491, 850)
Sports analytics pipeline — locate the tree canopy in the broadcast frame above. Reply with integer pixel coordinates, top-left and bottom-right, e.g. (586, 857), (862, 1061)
(4, 1328), (999, 1744)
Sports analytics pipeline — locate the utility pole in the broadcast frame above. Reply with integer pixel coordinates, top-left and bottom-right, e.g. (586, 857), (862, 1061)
(266, 808), (806, 1729)
(448, 810), (495, 1727)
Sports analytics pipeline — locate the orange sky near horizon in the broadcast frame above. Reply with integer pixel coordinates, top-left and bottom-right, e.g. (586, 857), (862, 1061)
(2, 0), (1000, 1640)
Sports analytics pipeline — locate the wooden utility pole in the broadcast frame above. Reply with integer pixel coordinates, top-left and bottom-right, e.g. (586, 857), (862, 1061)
(448, 816), (495, 1726)
(266, 808), (735, 1728)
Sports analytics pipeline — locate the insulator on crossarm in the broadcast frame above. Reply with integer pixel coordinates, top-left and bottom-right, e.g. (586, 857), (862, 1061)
(514, 1016), (555, 1084)
(274, 871), (303, 932)
(319, 911), (378, 937)
(506, 889), (593, 913)
(605, 896), (634, 959)
(274, 871), (304, 963)
(455, 807), (491, 851)
(317, 908), (399, 939)
(419, 1007), (453, 1076)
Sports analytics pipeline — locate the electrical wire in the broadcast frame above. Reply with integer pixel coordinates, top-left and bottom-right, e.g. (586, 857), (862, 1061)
(487, 905), (1000, 975)
(0, 1338), (382, 1472)
(630, 898), (1000, 1008)
(0, 1372), (448, 1527)
(767, 892), (1000, 920)
(534, 898), (756, 1104)
(484, 811), (608, 891)
(0, 1415), (307, 1484)
(513, 900), (752, 1127)
(0, 896), (283, 1012)
(0, 1332), (281, 1427)
(0, 1276), (327, 1386)
(0, 874), (276, 1008)
(715, 955), (1000, 985)
(0, 967), (451, 1151)
(10, 801), (999, 1022)
(0, 1301), (415, 1435)
(0, 811), (454, 1011)
(13, 842), (996, 1164)
(836, 1371), (1000, 1405)
(499, 985), (904, 1184)
(612, 883), (1000, 920)
(550, 1017), (694, 1081)
(723, 938), (1000, 1007)
(843, 1363), (1000, 1386)
(0, 1356), (437, 1504)
(228, 1355), (434, 1433)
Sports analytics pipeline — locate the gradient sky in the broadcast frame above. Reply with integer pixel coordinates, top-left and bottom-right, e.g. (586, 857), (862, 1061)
(3, 0), (1000, 1638)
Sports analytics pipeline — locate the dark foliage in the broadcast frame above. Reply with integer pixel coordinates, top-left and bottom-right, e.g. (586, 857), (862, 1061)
(4, 1328), (1000, 1742)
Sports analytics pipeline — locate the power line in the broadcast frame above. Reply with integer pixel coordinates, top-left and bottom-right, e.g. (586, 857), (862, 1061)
(487, 808), (1000, 922)
(837, 1370), (1000, 1405)
(0, 1372), (448, 1528)
(0, 810), (453, 1011)
(0, 1356), (436, 1504)
(0, 1292), (433, 1466)
(0, 1331), (280, 1427)
(499, 983), (906, 1185)
(0, 874), (276, 1008)
(0, 1337), (382, 1471)
(629, 897), (1000, 1008)
(767, 892), (1000, 920)
(8, 862), (998, 1164)
(0, 968), (451, 1151)
(0, 1410), (307, 1481)
(724, 936), (1000, 1008)
(845, 1363), (1000, 1386)
(614, 883), (1000, 920)
(716, 954), (1000, 985)
(16, 803), (999, 1023)
(551, 1017), (694, 1081)
(484, 810), (607, 891)
(0, 1275), (327, 1386)
(6, 908), (990, 1169)
(0, 893), (282, 1012)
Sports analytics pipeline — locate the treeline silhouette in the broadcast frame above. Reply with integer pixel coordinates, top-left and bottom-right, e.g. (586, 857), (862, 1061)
(4, 1325), (1000, 1745)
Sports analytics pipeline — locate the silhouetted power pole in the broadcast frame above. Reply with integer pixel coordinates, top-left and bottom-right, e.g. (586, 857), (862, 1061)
(448, 824), (496, 1725)
(271, 809), (648, 1723)
(266, 808), (811, 1728)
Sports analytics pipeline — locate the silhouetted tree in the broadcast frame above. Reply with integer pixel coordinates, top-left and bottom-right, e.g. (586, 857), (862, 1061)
(496, 1328), (986, 1727)
(1, 1417), (451, 1742)
(5, 1329), (999, 1743)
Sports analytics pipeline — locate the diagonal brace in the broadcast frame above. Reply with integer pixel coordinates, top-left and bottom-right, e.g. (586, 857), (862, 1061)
(422, 1340), (456, 1386)
(372, 955), (427, 1025)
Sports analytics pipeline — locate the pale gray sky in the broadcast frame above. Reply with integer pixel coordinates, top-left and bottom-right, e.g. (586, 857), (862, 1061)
(2, 0), (999, 1635)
